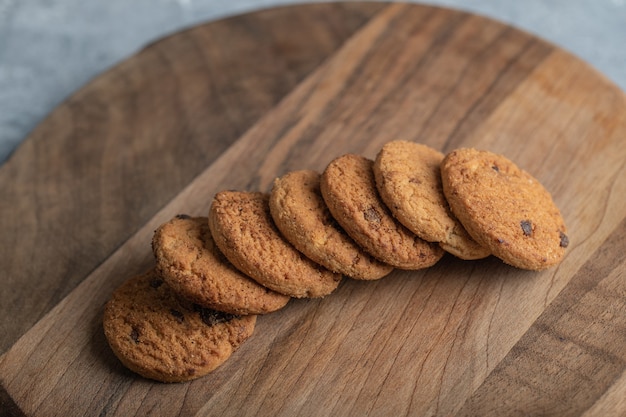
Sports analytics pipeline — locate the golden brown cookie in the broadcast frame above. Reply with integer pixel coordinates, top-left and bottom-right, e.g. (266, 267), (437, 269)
(441, 148), (569, 270)
(103, 269), (256, 383)
(208, 191), (342, 298)
(320, 154), (444, 270)
(269, 170), (393, 280)
(373, 140), (489, 260)
(437, 223), (492, 261)
(152, 215), (290, 315)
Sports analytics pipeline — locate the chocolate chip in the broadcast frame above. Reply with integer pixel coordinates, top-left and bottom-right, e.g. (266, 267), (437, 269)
(364, 207), (381, 224)
(559, 231), (569, 248)
(194, 304), (237, 327)
(130, 327), (140, 343)
(409, 177), (422, 184)
(492, 164), (499, 172)
(149, 278), (164, 289)
(176, 214), (191, 219)
(520, 220), (533, 236)
(170, 309), (185, 323)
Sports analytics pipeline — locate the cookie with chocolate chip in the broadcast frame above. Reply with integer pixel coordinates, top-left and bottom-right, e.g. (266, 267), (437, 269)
(209, 191), (342, 298)
(320, 154), (444, 270)
(270, 170), (393, 280)
(441, 148), (568, 270)
(103, 269), (256, 383)
(152, 215), (290, 315)
(373, 140), (490, 260)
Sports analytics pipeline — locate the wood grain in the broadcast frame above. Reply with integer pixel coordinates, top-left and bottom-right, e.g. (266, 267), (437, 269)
(457, 217), (626, 416)
(1, 3), (625, 416)
(0, 2), (385, 354)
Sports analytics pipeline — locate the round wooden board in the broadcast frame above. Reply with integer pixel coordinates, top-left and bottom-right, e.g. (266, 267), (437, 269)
(1, 3), (625, 416)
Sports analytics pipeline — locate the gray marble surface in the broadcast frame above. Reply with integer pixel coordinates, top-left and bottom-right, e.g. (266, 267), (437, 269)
(1, 0), (624, 164)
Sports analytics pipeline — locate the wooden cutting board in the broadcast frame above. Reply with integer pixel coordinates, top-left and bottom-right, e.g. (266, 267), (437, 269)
(1, 3), (625, 416)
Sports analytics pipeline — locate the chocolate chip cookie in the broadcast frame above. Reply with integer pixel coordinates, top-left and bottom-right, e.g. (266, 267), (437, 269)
(209, 191), (342, 298)
(373, 140), (489, 260)
(320, 154), (444, 270)
(270, 170), (393, 280)
(152, 215), (290, 315)
(441, 148), (568, 270)
(103, 269), (256, 382)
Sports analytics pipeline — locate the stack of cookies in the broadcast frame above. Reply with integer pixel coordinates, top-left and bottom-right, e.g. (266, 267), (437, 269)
(103, 140), (569, 383)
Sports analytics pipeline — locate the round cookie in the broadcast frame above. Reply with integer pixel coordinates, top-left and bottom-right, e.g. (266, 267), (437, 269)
(208, 191), (342, 298)
(269, 170), (393, 280)
(103, 269), (256, 383)
(441, 148), (569, 270)
(373, 140), (489, 260)
(320, 154), (444, 270)
(152, 215), (290, 315)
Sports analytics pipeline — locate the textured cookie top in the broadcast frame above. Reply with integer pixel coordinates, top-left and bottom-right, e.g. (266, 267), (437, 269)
(441, 148), (569, 270)
(320, 154), (444, 270)
(270, 170), (393, 280)
(103, 269), (256, 383)
(152, 215), (290, 315)
(438, 222), (492, 261)
(208, 191), (342, 298)
(373, 140), (489, 260)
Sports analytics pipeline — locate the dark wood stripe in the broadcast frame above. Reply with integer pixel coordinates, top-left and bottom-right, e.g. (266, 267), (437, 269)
(0, 385), (25, 417)
(456, 217), (626, 416)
